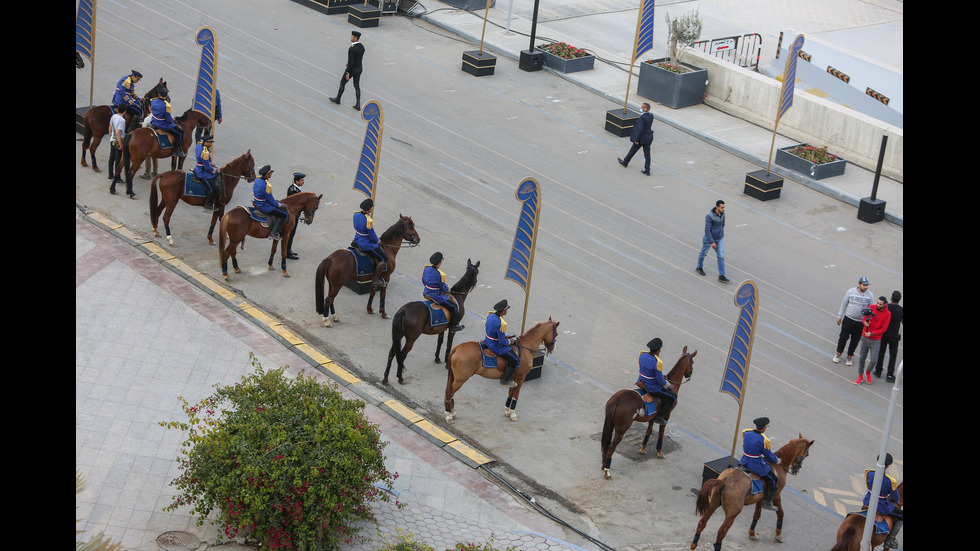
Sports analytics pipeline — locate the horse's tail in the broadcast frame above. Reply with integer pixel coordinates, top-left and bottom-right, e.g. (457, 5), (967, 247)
(391, 306), (406, 348)
(315, 257), (330, 315)
(82, 112), (93, 150)
(695, 479), (725, 515)
(149, 173), (161, 220)
(830, 525), (857, 551)
(600, 395), (620, 458)
(444, 346), (457, 405)
(218, 211), (228, 261)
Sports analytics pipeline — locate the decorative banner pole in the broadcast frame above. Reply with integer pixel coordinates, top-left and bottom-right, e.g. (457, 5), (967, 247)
(604, 0), (654, 137)
(503, 177), (542, 335)
(191, 27), (218, 136)
(744, 34), (803, 201)
(461, 0), (498, 77)
(719, 280), (761, 467)
(76, 0), (97, 107)
(352, 100), (384, 203)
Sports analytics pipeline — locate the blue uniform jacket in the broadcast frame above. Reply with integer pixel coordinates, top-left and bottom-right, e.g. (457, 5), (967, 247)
(252, 178), (283, 214)
(740, 429), (778, 478)
(112, 75), (138, 107)
(636, 351), (668, 391)
(353, 211), (380, 250)
(422, 265), (451, 303)
(193, 144), (218, 180)
(863, 470), (900, 516)
(484, 313), (512, 356)
(150, 98), (177, 131)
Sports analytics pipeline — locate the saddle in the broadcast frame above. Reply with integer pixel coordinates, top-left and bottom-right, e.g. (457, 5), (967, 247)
(244, 207), (271, 227)
(422, 298), (449, 328)
(734, 464), (765, 496)
(478, 342), (508, 372)
(150, 126), (176, 150)
(850, 510), (892, 535)
(632, 384), (662, 418)
(347, 246), (378, 279)
(183, 173), (208, 198)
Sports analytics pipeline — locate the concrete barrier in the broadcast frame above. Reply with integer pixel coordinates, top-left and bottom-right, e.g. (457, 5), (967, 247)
(678, 48), (903, 182)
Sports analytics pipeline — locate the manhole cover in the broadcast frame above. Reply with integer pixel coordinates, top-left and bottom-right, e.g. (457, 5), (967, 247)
(156, 531), (202, 551)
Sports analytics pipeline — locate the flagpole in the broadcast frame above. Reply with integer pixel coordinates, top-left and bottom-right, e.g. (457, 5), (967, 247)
(622, 1), (646, 114)
(767, 34), (804, 176)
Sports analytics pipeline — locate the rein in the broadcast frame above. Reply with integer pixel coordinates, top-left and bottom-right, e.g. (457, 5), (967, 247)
(384, 217), (419, 249)
(668, 352), (696, 386)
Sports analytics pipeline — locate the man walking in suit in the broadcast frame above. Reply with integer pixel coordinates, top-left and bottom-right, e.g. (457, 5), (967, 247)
(330, 30), (365, 111)
(618, 102), (654, 175)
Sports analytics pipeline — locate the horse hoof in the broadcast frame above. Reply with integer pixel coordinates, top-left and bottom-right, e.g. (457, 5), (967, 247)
(398, 378), (406, 385)
(282, 271), (290, 278)
(152, 229), (160, 237)
(332, 314), (340, 322)
(167, 237), (175, 247)
(774, 530), (783, 543)
(445, 415), (454, 424)
(657, 450), (665, 459)
(748, 530), (757, 540)
(603, 469), (611, 480)
(434, 357), (442, 364)
(234, 267), (242, 273)
(323, 318), (332, 327)
(639, 446), (647, 455)
(207, 237), (215, 245)
(92, 166), (100, 173)
(223, 273), (230, 281)
(381, 312), (389, 319)
(382, 378), (388, 385)
(81, 159), (88, 167)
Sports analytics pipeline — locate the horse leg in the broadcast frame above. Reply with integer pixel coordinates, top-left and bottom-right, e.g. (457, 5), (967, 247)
(395, 336), (417, 385)
(207, 210), (221, 245)
(655, 421), (668, 458)
(691, 507), (718, 550)
(639, 419), (655, 455)
(366, 285), (376, 315)
(162, 203), (176, 246)
(434, 332), (445, 363)
(504, 391), (519, 422)
(772, 494), (785, 542)
(378, 279), (388, 318)
(443, 331), (455, 364)
(602, 426), (627, 480)
(88, 133), (103, 172)
(323, 285), (339, 327)
(749, 503), (762, 540)
(383, 338), (400, 385)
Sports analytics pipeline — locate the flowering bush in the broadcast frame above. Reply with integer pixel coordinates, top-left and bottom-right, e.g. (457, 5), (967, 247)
(160, 355), (399, 551)
(647, 60), (685, 74)
(537, 42), (590, 60)
(786, 144), (839, 165)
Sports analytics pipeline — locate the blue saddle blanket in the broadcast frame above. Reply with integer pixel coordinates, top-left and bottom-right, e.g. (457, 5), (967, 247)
(246, 207), (271, 225)
(478, 342), (502, 370)
(347, 247), (377, 278)
(183, 173), (208, 198)
(424, 300), (448, 327)
(152, 128), (175, 150)
(632, 388), (658, 417)
(850, 511), (890, 535)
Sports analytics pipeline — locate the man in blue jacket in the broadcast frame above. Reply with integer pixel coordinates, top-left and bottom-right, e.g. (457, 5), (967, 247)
(252, 165), (288, 240)
(111, 70), (143, 125)
(353, 198), (388, 284)
(635, 338), (676, 421)
(485, 300), (519, 387)
(863, 453), (903, 548)
(741, 417), (779, 510)
(422, 252), (463, 333)
(194, 134), (221, 211)
(696, 200), (728, 282)
(149, 90), (184, 157)
(618, 102), (654, 175)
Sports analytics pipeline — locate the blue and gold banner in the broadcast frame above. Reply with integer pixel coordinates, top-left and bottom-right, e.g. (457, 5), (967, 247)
(75, 0), (96, 62)
(504, 178), (542, 292)
(191, 27), (218, 122)
(631, 0), (655, 63)
(777, 34), (805, 122)
(719, 280), (760, 405)
(353, 100), (384, 200)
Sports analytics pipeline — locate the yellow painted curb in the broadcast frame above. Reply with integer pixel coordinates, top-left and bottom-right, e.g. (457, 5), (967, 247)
(241, 306), (280, 329)
(189, 273), (240, 302)
(271, 325), (304, 346)
(322, 362), (361, 384)
(140, 242), (175, 260)
(414, 420), (456, 444)
(383, 400), (424, 424)
(446, 440), (493, 466)
(88, 212), (121, 229)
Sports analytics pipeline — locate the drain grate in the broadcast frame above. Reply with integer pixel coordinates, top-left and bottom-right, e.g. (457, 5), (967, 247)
(156, 531), (202, 551)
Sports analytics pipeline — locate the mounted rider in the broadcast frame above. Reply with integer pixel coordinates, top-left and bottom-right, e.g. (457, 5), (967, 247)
(149, 89), (185, 157)
(194, 133), (222, 211)
(111, 70), (143, 128)
(635, 338), (676, 422)
(485, 299), (519, 387)
(741, 417), (780, 511)
(352, 198), (389, 285)
(252, 165), (288, 240)
(422, 252), (464, 333)
(863, 453), (903, 548)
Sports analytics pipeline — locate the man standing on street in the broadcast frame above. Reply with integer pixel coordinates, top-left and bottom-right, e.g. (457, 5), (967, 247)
(695, 200), (728, 282)
(833, 276), (874, 366)
(618, 102), (654, 176)
(329, 30), (365, 111)
(874, 290), (903, 382)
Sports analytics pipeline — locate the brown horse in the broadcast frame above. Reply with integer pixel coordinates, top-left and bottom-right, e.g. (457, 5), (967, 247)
(218, 191), (322, 280)
(691, 435), (815, 550)
(314, 215), (421, 325)
(79, 78), (168, 173)
(600, 347), (697, 479)
(149, 150), (256, 246)
(122, 109), (206, 195)
(832, 481), (903, 551)
(383, 259), (480, 385)
(444, 318), (559, 424)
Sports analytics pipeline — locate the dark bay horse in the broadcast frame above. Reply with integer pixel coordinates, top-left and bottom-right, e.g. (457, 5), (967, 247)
(314, 215), (420, 325)
(691, 435), (815, 550)
(80, 78), (168, 173)
(832, 481), (903, 551)
(383, 259), (480, 385)
(218, 191), (322, 280)
(149, 150), (256, 246)
(444, 318), (558, 424)
(600, 347), (697, 479)
(122, 109), (206, 194)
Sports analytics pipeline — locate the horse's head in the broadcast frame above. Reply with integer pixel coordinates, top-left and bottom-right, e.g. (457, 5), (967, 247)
(780, 434), (815, 476)
(300, 194), (323, 226)
(451, 259), (480, 295)
(146, 78), (168, 99)
(76, 51), (85, 69)
(243, 150), (257, 183)
(543, 317), (560, 354)
(400, 215), (420, 246)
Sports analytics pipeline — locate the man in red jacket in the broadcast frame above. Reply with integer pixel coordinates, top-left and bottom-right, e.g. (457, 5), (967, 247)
(854, 296), (891, 385)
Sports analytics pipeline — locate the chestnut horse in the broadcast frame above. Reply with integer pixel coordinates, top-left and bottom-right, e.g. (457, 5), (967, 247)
(444, 318), (559, 424)
(314, 215), (420, 325)
(832, 481), (903, 551)
(383, 259), (480, 385)
(600, 347), (697, 479)
(79, 78), (168, 173)
(218, 191), (322, 280)
(121, 109), (206, 195)
(691, 435), (815, 550)
(149, 150), (256, 246)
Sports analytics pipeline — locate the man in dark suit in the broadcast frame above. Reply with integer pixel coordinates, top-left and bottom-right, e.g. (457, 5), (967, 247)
(285, 172), (305, 260)
(329, 31), (365, 111)
(618, 102), (654, 175)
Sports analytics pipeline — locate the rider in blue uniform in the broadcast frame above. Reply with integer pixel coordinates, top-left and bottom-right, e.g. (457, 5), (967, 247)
(353, 198), (389, 284)
(194, 133), (221, 211)
(485, 299), (519, 387)
(863, 453), (903, 548)
(111, 70), (143, 126)
(741, 417), (780, 511)
(635, 338), (676, 421)
(422, 252), (463, 333)
(149, 90), (184, 157)
(252, 165), (288, 240)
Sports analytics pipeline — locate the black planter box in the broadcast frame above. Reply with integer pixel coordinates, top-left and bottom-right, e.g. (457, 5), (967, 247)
(637, 58), (707, 109)
(442, 0), (494, 9)
(744, 169), (783, 201)
(702, 456), (742, 486)
(774, 144), (847, 180)
(76, 106), (92, 135)
(524, 350), (544, 381)
(289, 0), (362, 15)
(344, 279), (373, 295)
(538, 50), (595, 73)
(604, 108), (639, 137)
(462, 50), (496, 77)
(348, 4), (381, 27)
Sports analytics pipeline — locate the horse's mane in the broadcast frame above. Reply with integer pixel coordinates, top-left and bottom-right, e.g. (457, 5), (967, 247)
(221, 152), (249, 171)
(379, 216), (410, 242)
(774, 437), (810, 464)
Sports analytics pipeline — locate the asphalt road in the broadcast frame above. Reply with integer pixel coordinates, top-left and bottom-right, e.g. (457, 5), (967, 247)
(76, 1), (903, 548)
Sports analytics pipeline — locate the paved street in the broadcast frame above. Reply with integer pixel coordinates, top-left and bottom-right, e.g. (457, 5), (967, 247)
(77, 0), (902, 549)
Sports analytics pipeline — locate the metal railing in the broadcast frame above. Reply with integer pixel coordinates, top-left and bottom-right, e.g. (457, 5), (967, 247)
(693, 33), (762, 71)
